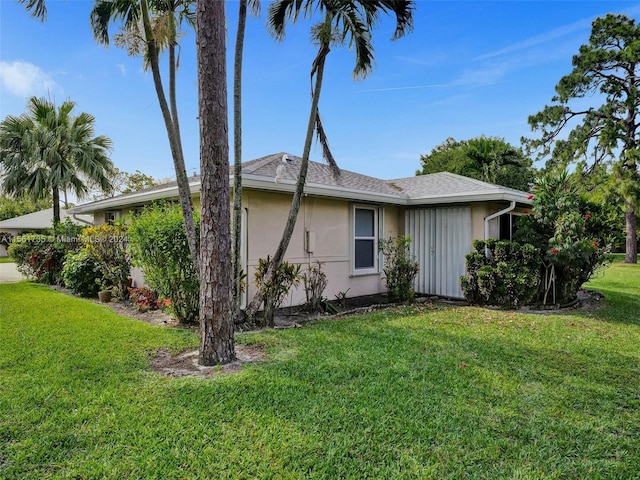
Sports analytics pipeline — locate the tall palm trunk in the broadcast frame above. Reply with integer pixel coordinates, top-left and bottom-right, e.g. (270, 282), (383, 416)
(245, 39), (330, 317)
(140, 0), (200, 271)
(232, 0), (248, 325)
(52, 186), (60, 224)
(196, 0), (235, 365)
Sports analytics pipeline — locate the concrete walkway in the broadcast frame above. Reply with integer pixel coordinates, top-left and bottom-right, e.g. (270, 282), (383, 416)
(0, 262), (26, 283)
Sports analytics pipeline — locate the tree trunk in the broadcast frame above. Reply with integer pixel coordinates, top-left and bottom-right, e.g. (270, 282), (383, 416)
(196, 0), (235, 365)
(244, 41), (329, 318)
(232, 0), (248, 325)
(140, 0), (200, 273)
(52, 186), (60, 225)
(625, 200), (638, 263)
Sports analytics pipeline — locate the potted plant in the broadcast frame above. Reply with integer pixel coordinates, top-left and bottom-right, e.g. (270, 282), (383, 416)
(98, 280), (112, 303)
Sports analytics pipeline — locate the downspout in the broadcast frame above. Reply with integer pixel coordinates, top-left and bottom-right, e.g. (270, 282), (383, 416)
(71, 213), (93, 226)
(484, 201), (516, 256)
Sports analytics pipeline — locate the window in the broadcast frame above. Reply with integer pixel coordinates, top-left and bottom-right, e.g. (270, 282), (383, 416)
(498, 213), (522, 241)
(104, 210), (119, 225)
(353, 206), (380, 274)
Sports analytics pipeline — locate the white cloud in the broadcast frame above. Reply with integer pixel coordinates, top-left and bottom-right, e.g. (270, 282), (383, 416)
(116, 64), (126, 77)
(0, 60), (62, 98)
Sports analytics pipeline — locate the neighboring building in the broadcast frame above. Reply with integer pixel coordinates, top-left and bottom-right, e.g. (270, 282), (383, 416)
(0, 208), (93, 257)
(69, 153), (533, 303)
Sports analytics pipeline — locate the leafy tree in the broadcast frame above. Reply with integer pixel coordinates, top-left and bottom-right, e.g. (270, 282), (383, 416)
(245, 0), (415, 319)
(417, 136), (535, 191)
(196, 0), (235, 365)
(0, 96), (114, 224)
(0, 196), (51, 221)
(91, 0), (200, 270)
(526, 14), (640, 263)
(514, 171), (617, 305)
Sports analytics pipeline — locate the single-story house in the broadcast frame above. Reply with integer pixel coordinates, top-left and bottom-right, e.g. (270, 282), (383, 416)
(0, 208), (93, 257)
(69, 152), (533, 304)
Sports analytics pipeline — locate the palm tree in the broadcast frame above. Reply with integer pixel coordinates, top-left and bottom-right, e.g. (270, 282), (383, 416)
(17, 0), (46, 20)
(90, 0), (200, 269)
(232, 0), (260, 326)
(245, 0), (415, 318)
(0, 96), (114, 224)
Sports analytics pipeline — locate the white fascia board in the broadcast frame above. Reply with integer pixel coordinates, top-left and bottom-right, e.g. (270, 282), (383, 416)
(69, 181), (201, 214)
(240, 174), (408, 205)
(405, 191), (533, 206)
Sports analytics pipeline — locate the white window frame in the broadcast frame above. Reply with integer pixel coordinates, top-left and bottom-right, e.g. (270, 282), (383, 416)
(351, 205), (382, 276)
(104, 210), (120, 225)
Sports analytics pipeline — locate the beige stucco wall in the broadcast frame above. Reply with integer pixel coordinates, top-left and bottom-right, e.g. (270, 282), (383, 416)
(243, 190), (402, 306)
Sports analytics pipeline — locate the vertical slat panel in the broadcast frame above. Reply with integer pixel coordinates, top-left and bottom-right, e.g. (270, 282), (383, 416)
(407, 206), (471, 298)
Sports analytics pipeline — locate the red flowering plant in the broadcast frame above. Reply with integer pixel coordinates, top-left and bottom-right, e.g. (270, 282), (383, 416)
(128, 286), (172, 312)
(514, 170), (618, 305)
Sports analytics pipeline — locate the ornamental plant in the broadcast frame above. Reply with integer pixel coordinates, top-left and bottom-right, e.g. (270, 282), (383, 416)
(378, 235), (419, 302)
(127, 203), (199, 325)
(514, 170), (617, 305)
(461, 239), (541, 308)
(255, 256), (301, 328)
(80, 223), (131, 299)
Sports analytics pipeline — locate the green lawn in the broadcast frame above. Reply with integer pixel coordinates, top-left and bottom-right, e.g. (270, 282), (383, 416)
(1, 261), (639, 479)
(0, 257), (14, 264)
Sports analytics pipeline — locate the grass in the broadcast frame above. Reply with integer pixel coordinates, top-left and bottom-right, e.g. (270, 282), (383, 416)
(0, 257), (14, 264)
(1, 261), (639, 479)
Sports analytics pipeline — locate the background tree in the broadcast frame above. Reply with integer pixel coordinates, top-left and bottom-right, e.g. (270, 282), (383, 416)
(0, 195), (51, 221)
(417, 136), (535, 191)
(91, 0), (200, 269)
(196, 0), (235, 365)
(525, 13), (640, 263)
(0, 96), (114, 224)
(245, 0), (415, 319)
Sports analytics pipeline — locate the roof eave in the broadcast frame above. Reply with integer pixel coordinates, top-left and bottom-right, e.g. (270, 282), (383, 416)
(406, 192), (533, 206)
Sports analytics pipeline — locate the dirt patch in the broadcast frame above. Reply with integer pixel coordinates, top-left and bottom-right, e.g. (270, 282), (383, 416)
(151, 344), (267, 378)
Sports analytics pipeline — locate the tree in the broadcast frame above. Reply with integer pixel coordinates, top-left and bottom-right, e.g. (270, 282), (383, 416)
(245, 0), (415, 319)
(0, 96), (114, 224)
(90, 0), (201, 270)
(0, 195), (51, 221)
(526, 14), (640, 264)
(196, 0), (235, 365)
(417, 136), (535, 191)
(232, 0), (260, 325)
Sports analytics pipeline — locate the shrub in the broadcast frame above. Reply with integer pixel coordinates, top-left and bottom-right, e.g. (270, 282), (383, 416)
(255, 257), (302, 327)
(513, 171), (616, 305)
(61, 250), (105, 296)
(7, 219), (82, 285)
(80, 224), (130, 299)
(303, 261), (328, 313)
(127, 203), (199, 325)
(128, 287), (171, 312)
(461, 239), (541, 309)
(378, 235), (419, 302)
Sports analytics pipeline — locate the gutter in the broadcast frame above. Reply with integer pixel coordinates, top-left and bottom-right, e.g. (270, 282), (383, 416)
(71, 213), (93, 226)
(484, 201), (516, 255)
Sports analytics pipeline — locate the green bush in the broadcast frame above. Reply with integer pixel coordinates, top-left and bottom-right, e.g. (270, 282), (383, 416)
(378, 235), (419, 302)
(7, 219), (82, 284)
(513, 171), (616, 305)
(461, 239), (541, 309)
(80, 224), (130, 299)
(127, 203), (199, 325)
(61, 250), (105, 296)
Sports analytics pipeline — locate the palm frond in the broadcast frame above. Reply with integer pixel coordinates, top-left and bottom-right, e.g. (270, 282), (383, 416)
(17, 0), (46, 21)
(315, 110), (340, 178)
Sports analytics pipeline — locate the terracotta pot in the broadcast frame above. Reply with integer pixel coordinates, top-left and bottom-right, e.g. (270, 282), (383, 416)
(98, 290), (112, 303)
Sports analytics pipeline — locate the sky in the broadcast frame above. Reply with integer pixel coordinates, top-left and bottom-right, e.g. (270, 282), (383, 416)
(2, 0), (640, 192)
